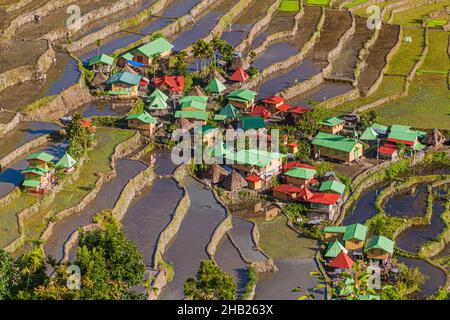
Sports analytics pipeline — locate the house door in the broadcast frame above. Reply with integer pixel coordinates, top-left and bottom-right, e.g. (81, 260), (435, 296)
(137, 56), (143, 63)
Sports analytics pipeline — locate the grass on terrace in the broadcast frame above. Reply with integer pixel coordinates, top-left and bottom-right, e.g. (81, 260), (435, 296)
(392, 1), (450, 26)
(353, 0), (401, 19)
(420, 30), (450, 72)
(0, 128), (135, 248)
(279, 0), (300, 12)
(305, 0), (330, 7)
(251, 215), (318, 259)
(344, 0), (367, 10)
(376, 74), (450, 129)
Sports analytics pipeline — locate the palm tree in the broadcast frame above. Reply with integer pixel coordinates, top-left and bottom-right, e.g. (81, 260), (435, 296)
(192, 39), (213, 74)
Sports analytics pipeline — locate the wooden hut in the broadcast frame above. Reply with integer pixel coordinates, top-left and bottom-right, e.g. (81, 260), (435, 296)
(222, 170), (248, 191)
(206, 164), (229, 184)
(423, 129), (446, 148)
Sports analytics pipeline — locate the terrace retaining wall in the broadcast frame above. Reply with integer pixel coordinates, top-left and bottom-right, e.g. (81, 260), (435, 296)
(42, 0), (142, 42)
(0, 112), (21, 137)
(0, 40), (56, 92)
(206, 215), (233, 261)
(234, 0), (283, 53)
(387, 0), (448, 24)
(0, 0), (34, 13)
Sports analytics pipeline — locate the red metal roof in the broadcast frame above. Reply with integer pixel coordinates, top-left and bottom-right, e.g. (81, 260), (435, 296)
(282, 161), (316, 172)
(272, 184), (302, 194)
(153, 75), (185, 93)
(298, 187), (314, 200)
(330, 251), (354, 269)
(289, 106), (310, 114)
(307, 192), (340, 205)
(386, 138), (414, 146)
(276, 104), (292, 112)
(378, 143), (397, 156)
(250, 105), (272, 119)
(230, 67), (249, 82)
(287, 142), (298, 147)
(262, 96), (285, 104)
(246, 175), (261, 183)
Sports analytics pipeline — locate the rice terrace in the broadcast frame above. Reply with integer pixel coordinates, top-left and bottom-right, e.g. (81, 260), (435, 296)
(0, 0), (448, 306)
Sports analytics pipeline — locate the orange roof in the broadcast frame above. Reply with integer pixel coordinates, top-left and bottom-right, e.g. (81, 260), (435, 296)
(330, 251), (354, 269)
(273, 184), (302, 194)
(262, 96), (285, 105)
(154, 75), (185, 93)
(246, 175), (261, 183)
(230, 67), (249, 82)
(276, 104), (292, 112)
(250, 105), (272, 119)
(81, 119), (92, 128)
(307, 192), (340, 205)
(289, 106), (310, 114)
(287, 142), (298, 147)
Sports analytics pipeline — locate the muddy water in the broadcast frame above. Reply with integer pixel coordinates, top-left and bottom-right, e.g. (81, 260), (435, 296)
(229, 217), (267, 262)
(256, 59), (321, 99)
(254, 42), (299, 70)
(288, 81), (353, 106)
(122, 178), (183, 268)
(397, 256), (447, 298)
(45, 57), (80, 96)
(0, 140), (68, 199)
(250, 11), (297, 50)
(254, 258), (325, 300)
(384, 184), (428, 218)
(214, 236), (249, 298)
(396, 199), (446, 253)
(343, 183), (388, 225)
(0, 121), (60, 159)
(43, 159), (147, 262)
(160, 177), (227, 300)
(171, 0), (239, 51)
(72, 101), (131, 117)
(142, 149), (178, 175)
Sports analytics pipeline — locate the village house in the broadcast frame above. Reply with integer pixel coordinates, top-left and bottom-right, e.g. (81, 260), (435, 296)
(126, 111), (157, 136)
(239, 116), (266, 131)
(262, 96), (292, 114)
(319, 180), (346, 196)
(282, 161), (316, 172)
(364, 235), (394, 264)
(288, 106), (310, 120)
(226, 89), (257, 113)
(205, 77), (227, 95)
(87, 54), (114, 73)
(322, 226), (347, 242)
(342, 223), (368, 252)
(377, 143), (399, 161)
(297, 188), (340, 221)
(246, 175), (262, 190)
(229, 66), (249, 83)
(312, 132), (363, 164)
(284, 167), (317, 188)
(55, 152), (77, 173)
(330, 250), (355, 271)
(214, 103), (240, 121)
(154, 75), (185, 95)
(130, 37), (174, 65)
(117, 52), (134, 67)
(272, 184), (302, 201)
(107, 71), (142, 98)
(250, 105), (272, 119)
(287, 142), (298, 154)
(179, 96), (208, 112)
(195, 125), (219, 147)
(174, 110), (209, 125)
(224, 149), (286, 179)
(319, 117), (345, 134)
(21, 152), (55, 194)
(324, 241), (348, 259)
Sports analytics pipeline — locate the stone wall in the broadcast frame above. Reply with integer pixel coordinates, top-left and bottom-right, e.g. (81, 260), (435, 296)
(387, 0), (448, 24)
(0, 40), (56, 92)
(235, 0), (283, 53)
(0, 0), (34, 13)
(1, 0), (76, 40)
(42, 0), (142, 42)
(0, 112), (21, 137)
(206, 215), (233, 261)
(0, 133), (52, 169)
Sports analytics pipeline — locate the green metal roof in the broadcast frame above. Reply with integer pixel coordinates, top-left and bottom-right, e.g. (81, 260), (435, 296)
(324, 241), (348, 258)
(285, 167), (316, 179)
(225, 149), (286, 167)
(319, 180), (346, 195)
(322, 226), (347, 234)
(88, 54), (115, 67)
(360, 127), (379, 141)
(180, 99), (207, 111)
(26, 152), (54, 163)
(413, 142), (426, 151)
(214, 114), (228, 121)
(226, 89), (257, 102)
(120, 52), (134, 60)
(205, 77), (227, 94)
(390, 125), (426, 138)
(149, 88), (168, 102)
(126, 111), (156, 124)
(107, 90), (130, 95)
(364, 235), (394, 254)
(174, 110), (209, 121)
(218, 103), (240, 119)
(370, 123), (388, 134)
(56, 153), (77, 169)
(107, 71), (141, 85)
(195, 125), (218, 135)
(320, 116), (344, 127)
(343, 223), (368, 241)
(357, 294), (380, 300)
(135, 37), (174, 58)
(22, 179), (41, 188)
(147, 96), (168, 110)
(22, 166), (49, 176)
(240, 116), (265, 130)
(312, 132), (359, 153)
(180, 95), (208, 104)
(388, 131), (418, 143)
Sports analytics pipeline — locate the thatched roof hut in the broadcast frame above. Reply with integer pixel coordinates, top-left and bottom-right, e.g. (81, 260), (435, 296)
(176, 118), (195, 131)
(207, 69), (227, 84)
(206, 164), (229, 184)
(122, 65), (138, 74)
(90, 72), (108, 88)
(423, 129), (446, 147)
(188, 85), (207, 97)
(222, 170), (248, 191)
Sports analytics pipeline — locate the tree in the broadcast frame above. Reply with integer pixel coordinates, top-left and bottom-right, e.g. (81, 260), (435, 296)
(296, 106), (330, 138)
(0, 249), (13, 299)
(246, 65), (259, 79)
(184, 259), (236, 300)
(192, 39), (213, 74)
(359, 110), (378, 129)
(66, 112), (91, 159)
(14, 247), (47, 299)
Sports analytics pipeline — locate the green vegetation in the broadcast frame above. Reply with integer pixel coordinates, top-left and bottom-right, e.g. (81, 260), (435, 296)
(392, 1), (450, 26)
(184, 259), (237, 300)
(387, 28), (425, 76)
(376, 74), (450, 129)
(381, 261), (426, 299)
(252, 215), (318, 258)
(426, 18), (448, 27)
(344, 0), (367, 10)
(279, 0), (300, 12)
(242, 265), (258, 299)
(305, 0), (330, 7)
(22, 95), (57, 113)
(420, 30), (450, 71)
